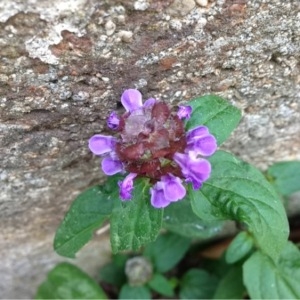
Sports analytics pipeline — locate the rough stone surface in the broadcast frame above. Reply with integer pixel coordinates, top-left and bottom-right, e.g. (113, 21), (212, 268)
(0, 0), (300, 298)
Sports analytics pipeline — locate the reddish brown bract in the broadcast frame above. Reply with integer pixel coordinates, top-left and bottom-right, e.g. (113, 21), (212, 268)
(115, 102), (186, 180)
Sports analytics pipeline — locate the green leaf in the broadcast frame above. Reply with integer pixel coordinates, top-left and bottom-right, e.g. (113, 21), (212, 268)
(190, 150), (289, 260)
(225, 232), (254, 264)
(110, 178), (163, 253)
(213, 265), (245, 299)
(119, 284), (151, 299)
(267, 161), (300, 196)
(99, 254), (127, 287)
(35, 262), (107, 299)
(54, 175), (121, 258)
(144, 232), (190, 273)
(163, 199), (224, 239)
(186, 95), (241, 145)
(243, 242), (300, 299)
(148, 273), (174, 297)
(179, 269), (218, 299)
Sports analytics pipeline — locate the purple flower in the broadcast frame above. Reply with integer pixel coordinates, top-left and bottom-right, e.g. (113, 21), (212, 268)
(177, 105), (192, 120)
(89, 135), (123, 175)
(89, 135), (116, 155)
(173, 152), (211, 189)
(89, 88), (217, 208)
(107, 112), (120, 130)
(121, 89), (143, 112)
(143, 98), (156, 108)
(186, 126), (217, 156)
(150, 174), (186, 208)
(101, 156), (123, 175)
(118, 173), (137, 200)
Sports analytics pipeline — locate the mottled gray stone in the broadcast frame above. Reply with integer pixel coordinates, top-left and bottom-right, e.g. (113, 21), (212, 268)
(1, 0), (300, 298)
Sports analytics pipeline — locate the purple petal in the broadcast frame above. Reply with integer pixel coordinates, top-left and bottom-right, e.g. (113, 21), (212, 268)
(187, 136), (217, 156)
(186, 126), (210, 140)
(101, 156), (123, 175)
(174, 152), (211, 189)
(143, 98), (156, 108)
(186, 126), (217, 157)
(107, 112), (120, 130)
(150, 183), (171, 208)
(161, 174), (186, 202)
(177, 105), (192, 120)
(118, 173), (137, 200)
(89, 135), (116, 155)
(121, 89), (143, 112)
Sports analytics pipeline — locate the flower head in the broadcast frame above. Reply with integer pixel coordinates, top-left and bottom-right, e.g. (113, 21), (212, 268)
(89, 89), (217, 208)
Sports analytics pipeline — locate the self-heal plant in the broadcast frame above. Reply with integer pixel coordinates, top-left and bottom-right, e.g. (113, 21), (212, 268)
(88, 89), (217, 208)
(52, 91), (300, 299)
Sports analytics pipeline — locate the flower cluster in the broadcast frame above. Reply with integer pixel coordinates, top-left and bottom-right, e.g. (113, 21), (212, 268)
(89, 89), (217, 208)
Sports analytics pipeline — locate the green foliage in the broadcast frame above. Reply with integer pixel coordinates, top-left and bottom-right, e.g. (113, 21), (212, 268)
(119, 284), (151, 300)
(99, 254), (127, 288)
(213, 265), (245, 299)
(186, 95), (241, 145)
(267, 161), (300, 196)
(147, 273), (174, 297)
(54, 175), (120, 258)
(52, 93), (300, 300)
(190, 150), (289, 260)
(110, 178), (163, 253)
(179, 269), (218, 299)
(35, 263), (107, 299)
(144, 232), (190, 273)
(243, 242), (300, 299)
(163, 199), (224, 239)
(225, 232), (254, 264)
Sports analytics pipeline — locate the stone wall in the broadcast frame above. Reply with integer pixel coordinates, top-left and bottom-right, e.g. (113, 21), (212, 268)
(0, 0), (299, 297)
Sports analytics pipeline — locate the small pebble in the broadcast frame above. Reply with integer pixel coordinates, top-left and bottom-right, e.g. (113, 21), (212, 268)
(117, 15), (126, 24)
(167, 0), (196, 16)
(175, 91), (182, 97)
(105, 20), (116, 36)
(59, 90), (72, 100)
(117, 30), (133, 43)
(134, 0), (149, 11)
(170, 19), (182, 31)
(195, 0), (208, 7)
(72, 91), (90, 101)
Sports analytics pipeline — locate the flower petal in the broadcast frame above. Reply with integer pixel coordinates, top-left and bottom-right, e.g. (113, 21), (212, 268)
(174, 152), (211, 189)
(101, 156), (123, 175)
(143, 97), (156, 108)
(150, 183), (171, 208)
(187, 135), (217, 156)
(186, 126), (210, 141)
(118, 173), (137, 200)
(107, 112), (120, 130)
(177, 105), (192, 120)
(161, 174), (186, 202)
(121, 89), (143, 112)
(186, 126), (217, 157)
(186, 158), (211, 189)
(89, 135), (116, 155)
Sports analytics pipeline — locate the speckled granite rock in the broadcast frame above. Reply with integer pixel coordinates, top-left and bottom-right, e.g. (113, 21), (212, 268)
(0, 0), (299, 297)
